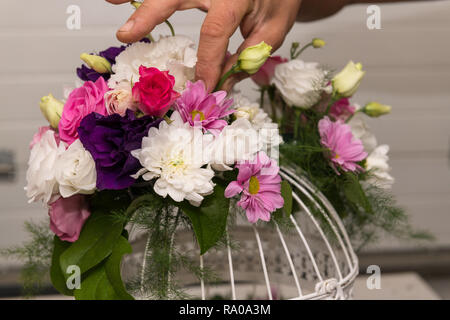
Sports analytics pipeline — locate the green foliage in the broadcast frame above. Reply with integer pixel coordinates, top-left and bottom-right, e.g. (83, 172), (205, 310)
(276, 102), (431, 249)
(50, 236), (72, 296)
(175, 179), (230, 255)
(1, 220), (53, 297)
(59, 213), (124, 279)
(48, 190), (135, 300)
(123, 201), (218, 299)
(74, 236), (133, 300)
(273, 180), (293, 224)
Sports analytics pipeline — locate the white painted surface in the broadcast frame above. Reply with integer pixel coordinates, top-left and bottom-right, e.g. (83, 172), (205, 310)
(0, 1), (449, 265)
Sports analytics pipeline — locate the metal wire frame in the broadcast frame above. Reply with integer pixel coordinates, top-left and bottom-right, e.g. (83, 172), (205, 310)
(198, 167), (359, 300)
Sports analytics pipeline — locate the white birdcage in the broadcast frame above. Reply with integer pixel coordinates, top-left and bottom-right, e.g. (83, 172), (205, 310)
(123, 166), (359, 300)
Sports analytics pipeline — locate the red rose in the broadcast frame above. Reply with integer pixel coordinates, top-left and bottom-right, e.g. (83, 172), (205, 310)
(251, 56), (288, 87)
(132, 66), (179, 117)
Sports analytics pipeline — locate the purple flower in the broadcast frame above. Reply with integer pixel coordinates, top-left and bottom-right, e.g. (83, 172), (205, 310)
(76, 39), (151, 82)
(78, 110), (161, 190)
(76, 45), (126, 82)
(77, 64), (104, 82)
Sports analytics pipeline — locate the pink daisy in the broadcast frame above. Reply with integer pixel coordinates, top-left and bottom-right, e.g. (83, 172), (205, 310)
(318, 116), (368, 173)
(175, 80), (234, 136)
(225, 152), (284, 223)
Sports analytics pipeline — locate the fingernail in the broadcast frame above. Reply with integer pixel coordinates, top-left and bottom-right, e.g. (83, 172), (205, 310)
(119, 20), (135, 32)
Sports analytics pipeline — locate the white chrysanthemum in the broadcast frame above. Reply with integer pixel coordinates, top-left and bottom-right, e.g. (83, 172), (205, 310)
(231, 93), (282, 159)
(55, 139), (97, 198)
(25, 130), (66, 204)
(348, 112), (377, 154)
(366, 144), (394, 189)
(131, 112), (215, 206)
(109, 36), (197, 92)
(210, 118), (261, 171)
(272, 60), (328, 108)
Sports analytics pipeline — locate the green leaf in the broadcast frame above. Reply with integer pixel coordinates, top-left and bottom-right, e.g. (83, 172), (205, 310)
(273, 180), (293, 223)
(104, 236), (134, 300)
(343, 172), (372, 214)
(176, 180), (230, 255)
(59, 213), (124, 279)
(50, 236), (73, 296)
(281, 180), (293, 217)
(74, 236), (134, 300)
(74, 264), (119, 300)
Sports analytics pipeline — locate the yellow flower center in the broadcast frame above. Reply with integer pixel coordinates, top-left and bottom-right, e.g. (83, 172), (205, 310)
(334, 154), (340, 159)
(170, 159), (185, 167)
(249, 176), (260, 195)
(191, 110), (205, 122)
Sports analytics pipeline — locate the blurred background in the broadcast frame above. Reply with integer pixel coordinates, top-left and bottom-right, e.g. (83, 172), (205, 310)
(0, 0), (449, 299)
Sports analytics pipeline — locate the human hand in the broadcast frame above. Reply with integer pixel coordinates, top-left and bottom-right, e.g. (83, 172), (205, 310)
(106, 0), (302, 91)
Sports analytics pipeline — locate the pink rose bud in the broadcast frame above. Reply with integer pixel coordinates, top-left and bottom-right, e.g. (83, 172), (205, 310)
(48, 194), (91, 242)
(251, 56), (288, 87)
(105, 83), (137, 116)
(132, 66), (180, 117)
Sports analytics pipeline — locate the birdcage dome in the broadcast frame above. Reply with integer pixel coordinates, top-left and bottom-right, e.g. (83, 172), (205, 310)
(122, 166), (359, 300)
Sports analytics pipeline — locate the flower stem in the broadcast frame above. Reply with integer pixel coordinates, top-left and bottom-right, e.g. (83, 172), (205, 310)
(325, 95), (339, 116)
(165, 20), (175, 36)
(293, 42), (313, 59)
(259, 87), (266, 110)
(294, 109), (301, 140)
(214, 65), (240, 92)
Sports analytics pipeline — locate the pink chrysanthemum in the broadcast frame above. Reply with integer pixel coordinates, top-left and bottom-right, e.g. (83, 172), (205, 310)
(225, 152), (284, 223)
(175, 81), (234, 136)
(318, 116), (368, 173)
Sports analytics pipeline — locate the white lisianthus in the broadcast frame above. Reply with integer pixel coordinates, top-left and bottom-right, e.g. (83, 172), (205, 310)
(25, 130), (66, 204)
(109, 36), (197, 92)
(348, 112), (377, 154)
(236, 41), (272, 75)
(332, 61), (365, 97)
(131, 111), (215, 206)
(366, 145), (394, 189)
(272, 60), (328, 109)
(210, 118), (261, 171)
(55, 139), (97, 198)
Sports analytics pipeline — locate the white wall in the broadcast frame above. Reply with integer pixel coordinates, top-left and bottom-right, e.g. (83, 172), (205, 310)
(0, 1), (449, 263)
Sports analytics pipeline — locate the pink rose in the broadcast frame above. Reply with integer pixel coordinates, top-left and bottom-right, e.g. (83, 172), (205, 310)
(329, 98), (356, 121)
(132, 66), (179, 117)
(251, 56), (288, 87)
(29, 126), (60, 149)
(48, 194), (91, 242)
(59, 77), (109, 145)
(105, 84), (137, 116)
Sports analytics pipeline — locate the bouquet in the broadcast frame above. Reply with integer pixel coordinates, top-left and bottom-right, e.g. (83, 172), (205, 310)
(9, 10), (427, 300)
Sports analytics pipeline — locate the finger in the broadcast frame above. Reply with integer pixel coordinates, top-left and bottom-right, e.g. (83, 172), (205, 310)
(218, 23), (284, 92)
(196, 0), (251, 91)
(116, 0), (179, 43)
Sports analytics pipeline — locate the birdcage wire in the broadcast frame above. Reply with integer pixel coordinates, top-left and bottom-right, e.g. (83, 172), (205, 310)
(124, 166), (359, 300)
